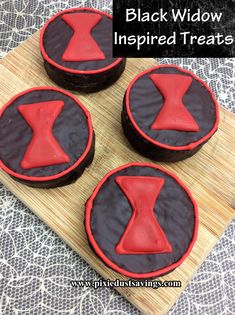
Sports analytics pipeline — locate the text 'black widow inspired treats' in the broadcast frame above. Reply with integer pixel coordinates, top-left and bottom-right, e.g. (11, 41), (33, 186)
(86, 163), (198, 279)
(122, 65), (219, 162)
(0, 87), (95, 188)
(40, 8), (126, 92)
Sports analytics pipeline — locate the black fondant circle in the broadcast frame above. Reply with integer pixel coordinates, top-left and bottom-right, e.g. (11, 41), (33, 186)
(88, 164), (197, 276)
(0, 89), (91, 177)
(128, 66), (218, 147)
(42, 9), (118, 71)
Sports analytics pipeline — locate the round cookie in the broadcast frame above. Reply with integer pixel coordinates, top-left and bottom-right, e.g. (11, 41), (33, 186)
(122, 65), (219, 162)
(40, 8), (126, 92)
(85, 163), (198, 279)
(0, 87), (95, 188)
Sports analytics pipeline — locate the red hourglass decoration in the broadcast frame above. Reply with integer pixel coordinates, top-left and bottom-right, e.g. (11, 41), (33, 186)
(115, 176), (172, 255)
(150, 74), (200, 132)
(18, 100), (70, 170)
(61, 12), (105, 62)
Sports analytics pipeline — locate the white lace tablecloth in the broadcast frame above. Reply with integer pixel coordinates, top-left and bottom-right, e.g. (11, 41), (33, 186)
(0, 1), (234, 314)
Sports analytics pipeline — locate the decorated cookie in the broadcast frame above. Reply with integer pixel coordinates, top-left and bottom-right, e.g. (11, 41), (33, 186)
(122, 65), (219, 162)
(0, 87), (95, 188)
(85, 163), (198, 279)
(40, 8), (126, 92)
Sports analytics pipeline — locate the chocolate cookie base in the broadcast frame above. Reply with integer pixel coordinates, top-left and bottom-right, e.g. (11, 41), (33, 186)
(44, 59), (126, 93)
(11, 134), (95, 188)
(122, 98), (215, 162)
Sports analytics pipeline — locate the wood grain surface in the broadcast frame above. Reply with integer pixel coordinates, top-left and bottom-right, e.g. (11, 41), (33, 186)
(0, 32), (234, 315)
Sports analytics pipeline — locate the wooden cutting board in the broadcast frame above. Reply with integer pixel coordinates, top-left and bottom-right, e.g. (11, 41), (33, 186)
(0, 31), (234, 315)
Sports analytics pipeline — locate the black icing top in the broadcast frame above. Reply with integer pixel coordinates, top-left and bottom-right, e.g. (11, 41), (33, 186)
(0, 88), (91, 177)
(42, 8), (119, 71)
(126, 66), (218, 147)
(88, 164), (197, 275)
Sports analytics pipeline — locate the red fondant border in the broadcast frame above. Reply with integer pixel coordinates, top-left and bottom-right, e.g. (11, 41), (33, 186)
(125, 65), (220, 151)
(85, 162), (199, 279)
(0, 86), (94, 182)
(40, 7), (123, 74)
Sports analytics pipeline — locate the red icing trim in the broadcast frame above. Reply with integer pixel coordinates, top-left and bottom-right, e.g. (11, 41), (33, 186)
(115, 176), (172, 254)
(61, 12), (105, 62)
(85, 162), (199, 279)
(125, 65), (220, 151)
(0, 87), (94, 182)
(18, 101), (70, 169)
(40, 8), (123, 74)
(150, 74), (199, 132)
